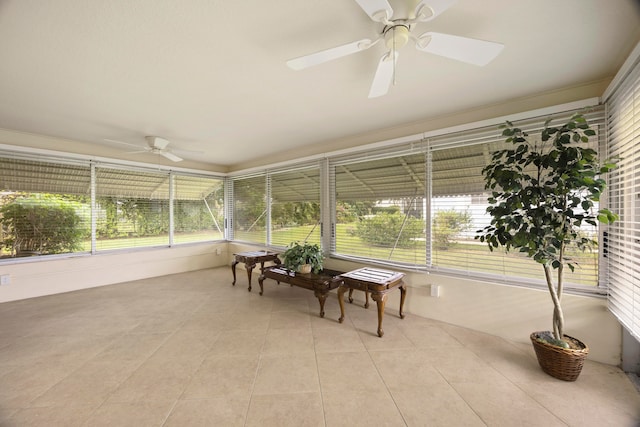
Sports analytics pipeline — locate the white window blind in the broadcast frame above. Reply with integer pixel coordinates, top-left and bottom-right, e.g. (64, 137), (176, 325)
(0, 156), (91, 257)
(331, 152), (427, 267)
(429, 118), (602, 287)
(605, 54), (640, 341)
(270, 166), (321, 247)
(94, 167), (170, 251)
(173, 175), (224, 244)
(232, 174), (267, 244)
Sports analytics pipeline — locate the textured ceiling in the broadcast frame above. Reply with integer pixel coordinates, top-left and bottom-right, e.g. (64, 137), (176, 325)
(0, 0), (639, 170)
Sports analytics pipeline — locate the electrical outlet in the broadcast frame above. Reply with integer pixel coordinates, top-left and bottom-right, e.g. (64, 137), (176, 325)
(0, 274), (10, 285)
(430, 284), (440, 297)
(216, 248), (222, 255)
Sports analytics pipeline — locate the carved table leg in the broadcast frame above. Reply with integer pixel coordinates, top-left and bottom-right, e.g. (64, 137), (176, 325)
(245, 261), (256, 292)
(371, 293), (387, 337)
(258, 274), (265, 296)
(399, 283), (407, 319)
(314, 290), (327, 318)
(347, 289), (369, 308)
(231, 259), (239, 285)
(337, 286), (347, 323)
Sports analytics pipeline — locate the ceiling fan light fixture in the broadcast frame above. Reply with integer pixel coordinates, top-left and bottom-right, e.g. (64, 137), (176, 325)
(384, 25), (410, 50)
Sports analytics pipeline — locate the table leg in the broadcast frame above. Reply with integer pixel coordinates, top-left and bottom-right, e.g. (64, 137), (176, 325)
(231, 259), (239, 285)
(399, 283), (407, 319)
(337, 286), (347, 323)
(258, 274), (265, 296)
(347, 289), (369, 308)
(371, 292), (387, 337)
(314, 290), (328, 318)
(245, 262), (256, 291)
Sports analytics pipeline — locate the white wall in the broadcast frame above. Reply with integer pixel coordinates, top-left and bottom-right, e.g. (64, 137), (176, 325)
(0, 242), (230, 302)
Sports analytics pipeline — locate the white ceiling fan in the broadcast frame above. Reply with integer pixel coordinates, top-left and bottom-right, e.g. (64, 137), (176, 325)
(286, 0), (504, 98)
(104, 136), (184, 162)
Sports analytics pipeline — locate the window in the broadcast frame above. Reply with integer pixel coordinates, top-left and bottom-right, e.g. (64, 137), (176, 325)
(0, 156), (91, 257)
(332, 153), (427, 267)
(173, 175), (224, 244)
(0, 153), (225, 261)
(429, 133), (600, 287)
(270, 166), (321, 247)
(95, 167), (170, 251)
(605, 53), (640, 340)
(232, 174), (267, 244)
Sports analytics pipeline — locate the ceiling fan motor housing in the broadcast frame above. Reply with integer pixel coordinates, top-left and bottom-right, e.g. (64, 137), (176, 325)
(145, 136), (170, 150)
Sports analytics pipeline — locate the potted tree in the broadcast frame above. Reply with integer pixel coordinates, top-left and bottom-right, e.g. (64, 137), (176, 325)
(476, 113), (617, 381)
(282, 241), (324, 274)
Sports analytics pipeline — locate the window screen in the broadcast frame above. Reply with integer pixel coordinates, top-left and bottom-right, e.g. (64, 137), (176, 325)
(94, 167), (170, 251)
(270, 166), (321, 247)
(0, 156), (91, 257)
(232, 174), (267, 244)
(332, 153), (427, 266)
(173, 175), (224, 243)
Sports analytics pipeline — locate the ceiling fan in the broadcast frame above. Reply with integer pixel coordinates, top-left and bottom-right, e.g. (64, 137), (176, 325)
(104, 136), (184, 162)
(286, 0), (504, 98)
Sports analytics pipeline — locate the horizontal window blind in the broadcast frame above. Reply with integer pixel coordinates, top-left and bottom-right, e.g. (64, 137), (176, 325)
(605, 54), (640, 341)
(270, 166), (321, 248)
(94, 167), (170, 251)
(232, 174), (267, 244)
(331, 153), (427, 267)
(0, 157), (91, 257)
(173, 175), (225, 244)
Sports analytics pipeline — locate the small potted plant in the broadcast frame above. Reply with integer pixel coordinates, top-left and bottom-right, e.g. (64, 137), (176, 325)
(476, 113), (617, 381)
(282, 241), (324, 274)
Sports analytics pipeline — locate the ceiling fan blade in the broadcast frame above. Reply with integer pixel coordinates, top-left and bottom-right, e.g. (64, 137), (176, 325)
(368, 51), (398, 98)
(160, 151), (183, 162)
(414, 0), (456, 22)
(354, 0), (394, 22)
(287, 38), (375, 70)
(103, 138), (145, 149)
(415, 32), (504, 66)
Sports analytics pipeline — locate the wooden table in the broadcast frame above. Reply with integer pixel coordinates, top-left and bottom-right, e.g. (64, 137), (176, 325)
(258, 266), (344, 318)
(338, 267), (406, 337)
(231, 250), (280, 292)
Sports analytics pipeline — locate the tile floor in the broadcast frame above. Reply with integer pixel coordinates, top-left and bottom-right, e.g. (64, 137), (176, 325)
(0, 267), (639, 426)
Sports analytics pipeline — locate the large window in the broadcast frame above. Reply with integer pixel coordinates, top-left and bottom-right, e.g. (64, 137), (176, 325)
(0, 154), (224, 261)
(0, 156), (91, 257)
(270, 166), (321, 247)
(95, 167), (171, 251)
(332, 153), (427, 267)
(173, 175), (224, 243)
(328, 109), (605, 288)
(232, 174), (266, 244)
(429, 134), (599, 287)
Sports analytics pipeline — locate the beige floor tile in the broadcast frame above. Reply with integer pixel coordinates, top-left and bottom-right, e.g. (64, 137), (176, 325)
(181, 355), (259, 399)
(322, 388), (405, 427)
(107, 357), (202, 403)
(391, 386), (485, 427)
(268, 310), (313, 330)
(401, 324), (466, 348)
(316, 351), (387, 393)
(5, 404), (96, 427)
(252, 354), (320, 395)
(245, 392), (324, 427)
(164, 396), (249, 427)
(207, 329), (266, 357)
(83, 401), (174, 427)
(312, 326), (366, 353)
(369, 349), (446, 389)
(451, 379), (567, 426)
(262, 328), (315, 355)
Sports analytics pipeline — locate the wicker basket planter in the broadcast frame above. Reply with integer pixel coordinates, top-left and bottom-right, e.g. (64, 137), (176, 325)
(530, 332), (589, 381)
